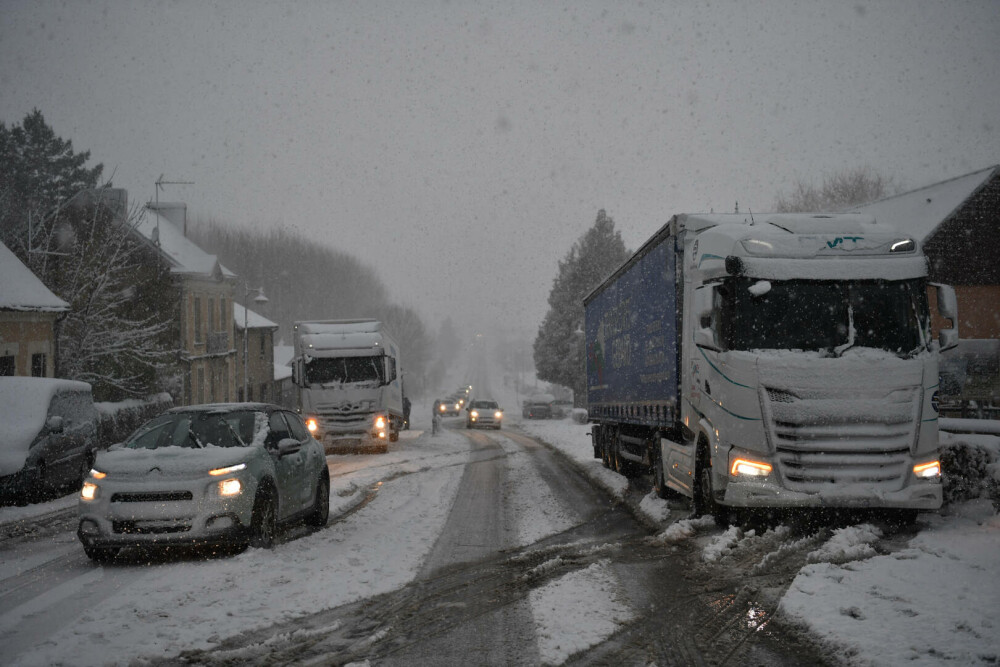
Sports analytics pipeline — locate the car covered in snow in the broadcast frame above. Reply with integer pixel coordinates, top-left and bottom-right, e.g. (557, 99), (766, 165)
(465, 399), (503, 429)
(77, 403), (329, 562)
(0, 377), (99, 505)
(522, 393), (555, 419)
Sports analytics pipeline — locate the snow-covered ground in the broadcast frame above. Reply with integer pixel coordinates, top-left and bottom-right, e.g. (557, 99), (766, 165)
(514, 415), (1000, 665)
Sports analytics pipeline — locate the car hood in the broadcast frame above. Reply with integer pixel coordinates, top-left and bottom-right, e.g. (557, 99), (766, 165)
(95, 445), (257, 477)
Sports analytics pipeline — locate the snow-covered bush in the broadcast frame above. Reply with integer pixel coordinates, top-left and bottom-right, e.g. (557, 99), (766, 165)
(95, 393), (173, 449)
(940, 439), (1000, 510)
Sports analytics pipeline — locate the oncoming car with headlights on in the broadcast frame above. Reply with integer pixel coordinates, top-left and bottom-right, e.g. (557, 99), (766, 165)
(466, 399), (503, 430)
(77, 403), (330, 562)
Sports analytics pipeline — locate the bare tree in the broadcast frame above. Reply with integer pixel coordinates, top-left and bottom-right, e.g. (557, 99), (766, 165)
(774, 165), (899, 212)
(51, 196), (175, 400)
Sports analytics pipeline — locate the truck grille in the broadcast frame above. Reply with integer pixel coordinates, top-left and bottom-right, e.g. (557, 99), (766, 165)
(764, 387), (920, 493)
(315, 402), (373, 431)
(110, 491), (194, 503)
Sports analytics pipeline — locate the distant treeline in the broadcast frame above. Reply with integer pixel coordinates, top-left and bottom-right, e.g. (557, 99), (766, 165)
(190, 220), (438, 395)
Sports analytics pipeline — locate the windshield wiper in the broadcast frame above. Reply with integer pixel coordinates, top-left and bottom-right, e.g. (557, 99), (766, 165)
(187, 429), (204, 448)
(833, 305), (857, 357)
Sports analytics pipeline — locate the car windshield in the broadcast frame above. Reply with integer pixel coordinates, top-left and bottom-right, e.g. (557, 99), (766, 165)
(473, 401), (499, 409)
(305, 356), (384, 385)
(720, 277), (930, 356)
(125, 410), (262, 449)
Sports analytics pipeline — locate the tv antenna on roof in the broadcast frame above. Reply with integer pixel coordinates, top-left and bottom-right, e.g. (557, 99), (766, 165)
(154, 174), (194, 207)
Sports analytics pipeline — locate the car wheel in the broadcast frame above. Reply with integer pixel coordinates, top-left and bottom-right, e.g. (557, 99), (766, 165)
(306, 473), (330, 527)
(249, 487), (277, 549)
(84, 545), (120, 563)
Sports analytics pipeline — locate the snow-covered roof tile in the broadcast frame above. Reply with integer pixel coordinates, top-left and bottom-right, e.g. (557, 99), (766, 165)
(134, 207), (236, 278)
(0, 241), (69, 312)
(848, 165), (998, 241)
(234, 302), (278, 330)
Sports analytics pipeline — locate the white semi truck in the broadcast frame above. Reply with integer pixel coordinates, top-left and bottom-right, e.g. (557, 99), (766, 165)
(292, 320), (404, 453)
(585, 213), (958, 524)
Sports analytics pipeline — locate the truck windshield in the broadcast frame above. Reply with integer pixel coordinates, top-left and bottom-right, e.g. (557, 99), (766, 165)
(305, 356), (385, 385)
(720, 277), (930, 356)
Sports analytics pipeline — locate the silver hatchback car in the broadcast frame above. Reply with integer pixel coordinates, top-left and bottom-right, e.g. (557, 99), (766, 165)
(77, 403), (329, 562)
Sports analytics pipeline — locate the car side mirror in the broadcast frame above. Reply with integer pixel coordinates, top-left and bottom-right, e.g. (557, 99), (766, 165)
(277, 437), (302, 457)
(46, 415), (64, 433)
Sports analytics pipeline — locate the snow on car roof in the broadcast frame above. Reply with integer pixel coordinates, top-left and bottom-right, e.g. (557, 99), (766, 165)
(166, 402), (278, 414)
(0, 240), (70, 312)
(0, 377), (92, 476)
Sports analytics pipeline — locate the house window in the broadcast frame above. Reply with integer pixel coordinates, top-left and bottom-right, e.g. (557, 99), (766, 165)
(260, 383), (269, 402)
(197, 368), (205, 404)
(209, 297), (216, 334)
(0, 355), (14, 376)
(31, 353), (47, 377)
(220, 298), (227, 333)
(194, 297), (203, 344)
(260, 333), (267, 360)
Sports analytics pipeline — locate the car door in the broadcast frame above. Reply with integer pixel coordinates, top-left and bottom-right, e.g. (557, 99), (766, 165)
(283, 411), (322, 510)
(44, 392), (85, 485)
(266, 411), (304, 519)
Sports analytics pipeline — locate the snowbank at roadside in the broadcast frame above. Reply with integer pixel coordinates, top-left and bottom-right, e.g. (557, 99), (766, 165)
(515, 415), (1000, 666)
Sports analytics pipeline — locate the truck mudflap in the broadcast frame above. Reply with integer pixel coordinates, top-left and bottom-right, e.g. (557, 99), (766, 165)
(721, 479), (942, 510)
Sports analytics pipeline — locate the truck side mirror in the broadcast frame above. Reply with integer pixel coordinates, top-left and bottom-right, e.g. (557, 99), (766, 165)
(932, 283), (959, 351)
(693, 285), (720, 351)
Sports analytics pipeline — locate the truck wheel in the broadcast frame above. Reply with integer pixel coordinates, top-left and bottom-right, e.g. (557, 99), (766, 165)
(653, 450), (671, 499)
(695, 445), (729, 527)
(389, 430), (399, 442)
(306, 473), (330, 527)
(250, 488), (277, 549)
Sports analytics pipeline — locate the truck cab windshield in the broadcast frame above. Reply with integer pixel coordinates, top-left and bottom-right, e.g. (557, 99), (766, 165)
(719, 277), (930, 357)
(305, 356), (385, 386)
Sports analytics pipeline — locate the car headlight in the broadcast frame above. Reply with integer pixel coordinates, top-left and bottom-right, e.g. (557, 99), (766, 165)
(81, 481), (99, 501)
(470, 410), (479, 418)
(439, 404), (446, 412)
(495, 411), (503, 419)
(217, 478), (242, 496)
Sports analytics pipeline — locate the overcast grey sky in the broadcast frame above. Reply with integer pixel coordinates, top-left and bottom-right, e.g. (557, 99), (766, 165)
(2, 0), (999, 338)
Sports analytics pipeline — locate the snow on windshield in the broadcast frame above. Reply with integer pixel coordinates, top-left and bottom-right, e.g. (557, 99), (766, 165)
(305, 355), (384, 385)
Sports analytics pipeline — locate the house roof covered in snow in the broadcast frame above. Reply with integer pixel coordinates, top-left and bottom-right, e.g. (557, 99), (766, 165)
(0, 241), (69, 313)
(134, 205), (236, 279)
(234, 302), (278, 331)
(848, 165), (999, 242)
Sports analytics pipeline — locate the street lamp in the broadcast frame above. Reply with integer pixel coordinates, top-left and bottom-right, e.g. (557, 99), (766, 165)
(242, 284), (269, 402)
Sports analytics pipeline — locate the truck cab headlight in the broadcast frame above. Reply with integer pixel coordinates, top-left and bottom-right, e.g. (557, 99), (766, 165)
(730, 458), (772, 477)
(913, 460), (941, 479)
(305, 417), (319, 433)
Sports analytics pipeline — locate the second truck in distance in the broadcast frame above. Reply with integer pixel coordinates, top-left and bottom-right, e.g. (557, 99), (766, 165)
(291, 320), (404, 453)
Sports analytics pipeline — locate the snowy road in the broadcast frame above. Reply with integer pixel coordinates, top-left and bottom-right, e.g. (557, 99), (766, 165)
(0, 409), (838, 666)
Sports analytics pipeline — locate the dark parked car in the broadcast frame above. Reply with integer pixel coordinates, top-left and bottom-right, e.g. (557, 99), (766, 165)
(0, 378), (99, 505)
(522, 393), (555, 419)
(77, 403), (329, 561)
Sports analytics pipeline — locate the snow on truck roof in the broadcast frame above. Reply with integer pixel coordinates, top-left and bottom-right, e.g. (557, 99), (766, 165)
(295, 320), (382, 334)
(0, 240), (70, 312)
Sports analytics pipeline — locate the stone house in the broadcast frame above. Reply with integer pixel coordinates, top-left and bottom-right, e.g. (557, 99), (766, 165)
(234, 302), (278, 403)
(0, 240), (69, 377)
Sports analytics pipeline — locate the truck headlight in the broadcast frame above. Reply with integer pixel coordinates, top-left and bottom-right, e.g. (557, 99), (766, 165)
(913, 460), (941, 479)
(730, 458), (772, 477)
(81, 481), (99, 501)
(375, 415), (387, 429)
(305, 417), (319, 433)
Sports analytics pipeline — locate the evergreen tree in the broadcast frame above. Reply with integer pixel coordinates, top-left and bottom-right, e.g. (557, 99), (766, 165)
(0, 109), (103, 261)
(533, 210), (629, 405)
